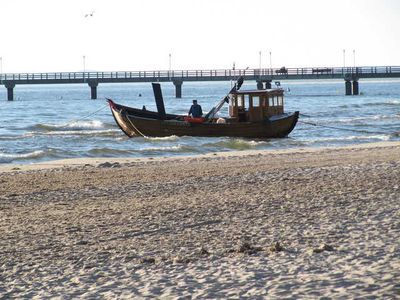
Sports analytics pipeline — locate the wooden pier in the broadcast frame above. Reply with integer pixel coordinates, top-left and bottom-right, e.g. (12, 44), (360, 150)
(1, 66), (400, 100)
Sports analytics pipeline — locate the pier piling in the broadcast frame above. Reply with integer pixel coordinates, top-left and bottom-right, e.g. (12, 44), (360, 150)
(173, 80), (182, 98)
(4, 81), (15, 101)
(88, 80), (98, 100)
(345, 78), (360, 96)
(345, 80), (352, 96)
(352, 80), (359, 95)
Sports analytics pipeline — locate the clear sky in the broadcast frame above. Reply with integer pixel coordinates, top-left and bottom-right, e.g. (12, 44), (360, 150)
(1, 0), (399, 73)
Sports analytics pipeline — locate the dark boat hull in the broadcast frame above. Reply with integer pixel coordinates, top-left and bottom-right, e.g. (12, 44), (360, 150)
(109, 100), (299, 138)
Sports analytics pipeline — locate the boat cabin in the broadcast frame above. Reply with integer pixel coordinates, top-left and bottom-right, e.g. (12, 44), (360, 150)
(229, 89), (284, 122)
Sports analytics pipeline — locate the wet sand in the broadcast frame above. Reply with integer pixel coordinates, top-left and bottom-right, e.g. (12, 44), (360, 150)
(1, 142), (399, 298)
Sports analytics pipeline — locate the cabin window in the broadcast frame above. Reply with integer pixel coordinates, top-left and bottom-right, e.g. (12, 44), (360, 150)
(244, 94), (250, 109)
(237, 95), (244, 107)
(277, 95), (283, 106)
(269, 96), (275, 107)
(252, 96), (260, 107)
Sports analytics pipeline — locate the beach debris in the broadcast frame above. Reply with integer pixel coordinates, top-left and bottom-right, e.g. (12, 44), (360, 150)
(269, 241), (284, 252)
(83, 264), (96, 270)
(236, 241), (262, 255)
(75, 240), (89, 246)
(199, 246), (210, 256)
(313, 243), (335, 254)
(6, 193), (19, 197)
(98, 162), (112, 168)
(172, 256), (191, 264)
(97, 162), (121, 168)
(139, 257), (156, 264)
(66, 226), (81, 233)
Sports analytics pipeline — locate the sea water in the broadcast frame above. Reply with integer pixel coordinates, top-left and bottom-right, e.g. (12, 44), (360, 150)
(0, 79), (399, 164)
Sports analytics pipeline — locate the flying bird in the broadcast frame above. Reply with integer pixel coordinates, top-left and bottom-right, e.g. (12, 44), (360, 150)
(85, 11), (95, 18)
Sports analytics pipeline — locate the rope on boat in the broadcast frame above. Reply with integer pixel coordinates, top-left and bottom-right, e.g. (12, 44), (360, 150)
(298, 118), (395, 136)
(60, 104), (109, 128)
(125, 113), (148, 138)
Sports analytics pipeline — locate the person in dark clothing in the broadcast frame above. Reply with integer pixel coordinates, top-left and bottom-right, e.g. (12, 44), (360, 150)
(188, 100), (203, 118)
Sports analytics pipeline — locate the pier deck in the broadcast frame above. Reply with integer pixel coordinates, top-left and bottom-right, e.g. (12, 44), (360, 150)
(1, 66), (400, 100)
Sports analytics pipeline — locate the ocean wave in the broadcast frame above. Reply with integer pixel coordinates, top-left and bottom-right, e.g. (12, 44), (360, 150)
(0, 150), (47, 163)
(144, 135), (179, 141)
(316, 114), (400, 125)
(308, 134), (391, 143)
(387, 100), (400, 105)
(24, 129), (120, 138)
(137, 145), (191, 153)
(0, 135), (25, 141)
(63, 120), (109, 130)
(361, 100), (400, 107)
(337, 104), (364, 109)
(392, 131), (400, 137)
(29, 120), (111, 132)
(204, 138), (269, 150)
(87, 148), (135, 156)
(290, 94), (343, 98)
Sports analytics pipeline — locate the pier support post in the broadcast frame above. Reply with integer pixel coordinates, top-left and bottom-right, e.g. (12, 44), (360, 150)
(173, 80), (182, 98)
(345, 80), (352, 96)
(352, 80), (359, 95)
(88, 80), (98, 99)
(4, 81), (15, 101)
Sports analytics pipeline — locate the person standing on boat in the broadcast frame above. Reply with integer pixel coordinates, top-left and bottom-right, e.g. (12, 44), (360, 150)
(188, 100), (203, 118)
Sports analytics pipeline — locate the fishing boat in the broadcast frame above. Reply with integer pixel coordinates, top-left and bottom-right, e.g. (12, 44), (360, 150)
(107, 78), (299, 138)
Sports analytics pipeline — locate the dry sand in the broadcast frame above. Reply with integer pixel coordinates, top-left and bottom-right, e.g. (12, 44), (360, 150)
(1, 142), (399, 299)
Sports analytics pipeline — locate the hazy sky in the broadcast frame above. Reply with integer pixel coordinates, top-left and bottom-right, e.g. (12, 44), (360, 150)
(1, 0), (399, 73)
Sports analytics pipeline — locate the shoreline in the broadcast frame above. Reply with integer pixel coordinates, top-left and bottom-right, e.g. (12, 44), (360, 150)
(1, 140), (400, 173)
(1, 140), (399, 298)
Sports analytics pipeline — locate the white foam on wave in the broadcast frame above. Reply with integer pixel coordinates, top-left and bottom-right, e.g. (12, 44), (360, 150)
(385, 99), (400, 105)
(326, 114), (399, 124)
(0, 135), (22, 141)
(0, 150), (45, 162)
(387, 99), (400, 105)
(144, 135), (179, 141)
(309, 134), (390, 142)
(206, 138), (269, 150)
(62, 120), (105, 130)
(241, 140), (267, 146)
(25, 128), (119, 137)
(138, 145), (184, 152)
(33, 120), (107, 132)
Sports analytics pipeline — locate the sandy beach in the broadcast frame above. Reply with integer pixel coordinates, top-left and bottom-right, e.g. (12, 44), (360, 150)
(1, 142), (399, 299)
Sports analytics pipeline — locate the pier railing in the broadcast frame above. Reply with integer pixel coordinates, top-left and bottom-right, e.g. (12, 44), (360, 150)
(2, 66), (400, 100)
(1, 66), (400, 84)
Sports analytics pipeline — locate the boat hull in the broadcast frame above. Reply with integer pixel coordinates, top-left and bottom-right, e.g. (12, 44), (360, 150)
(109, 101), (299, 138)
